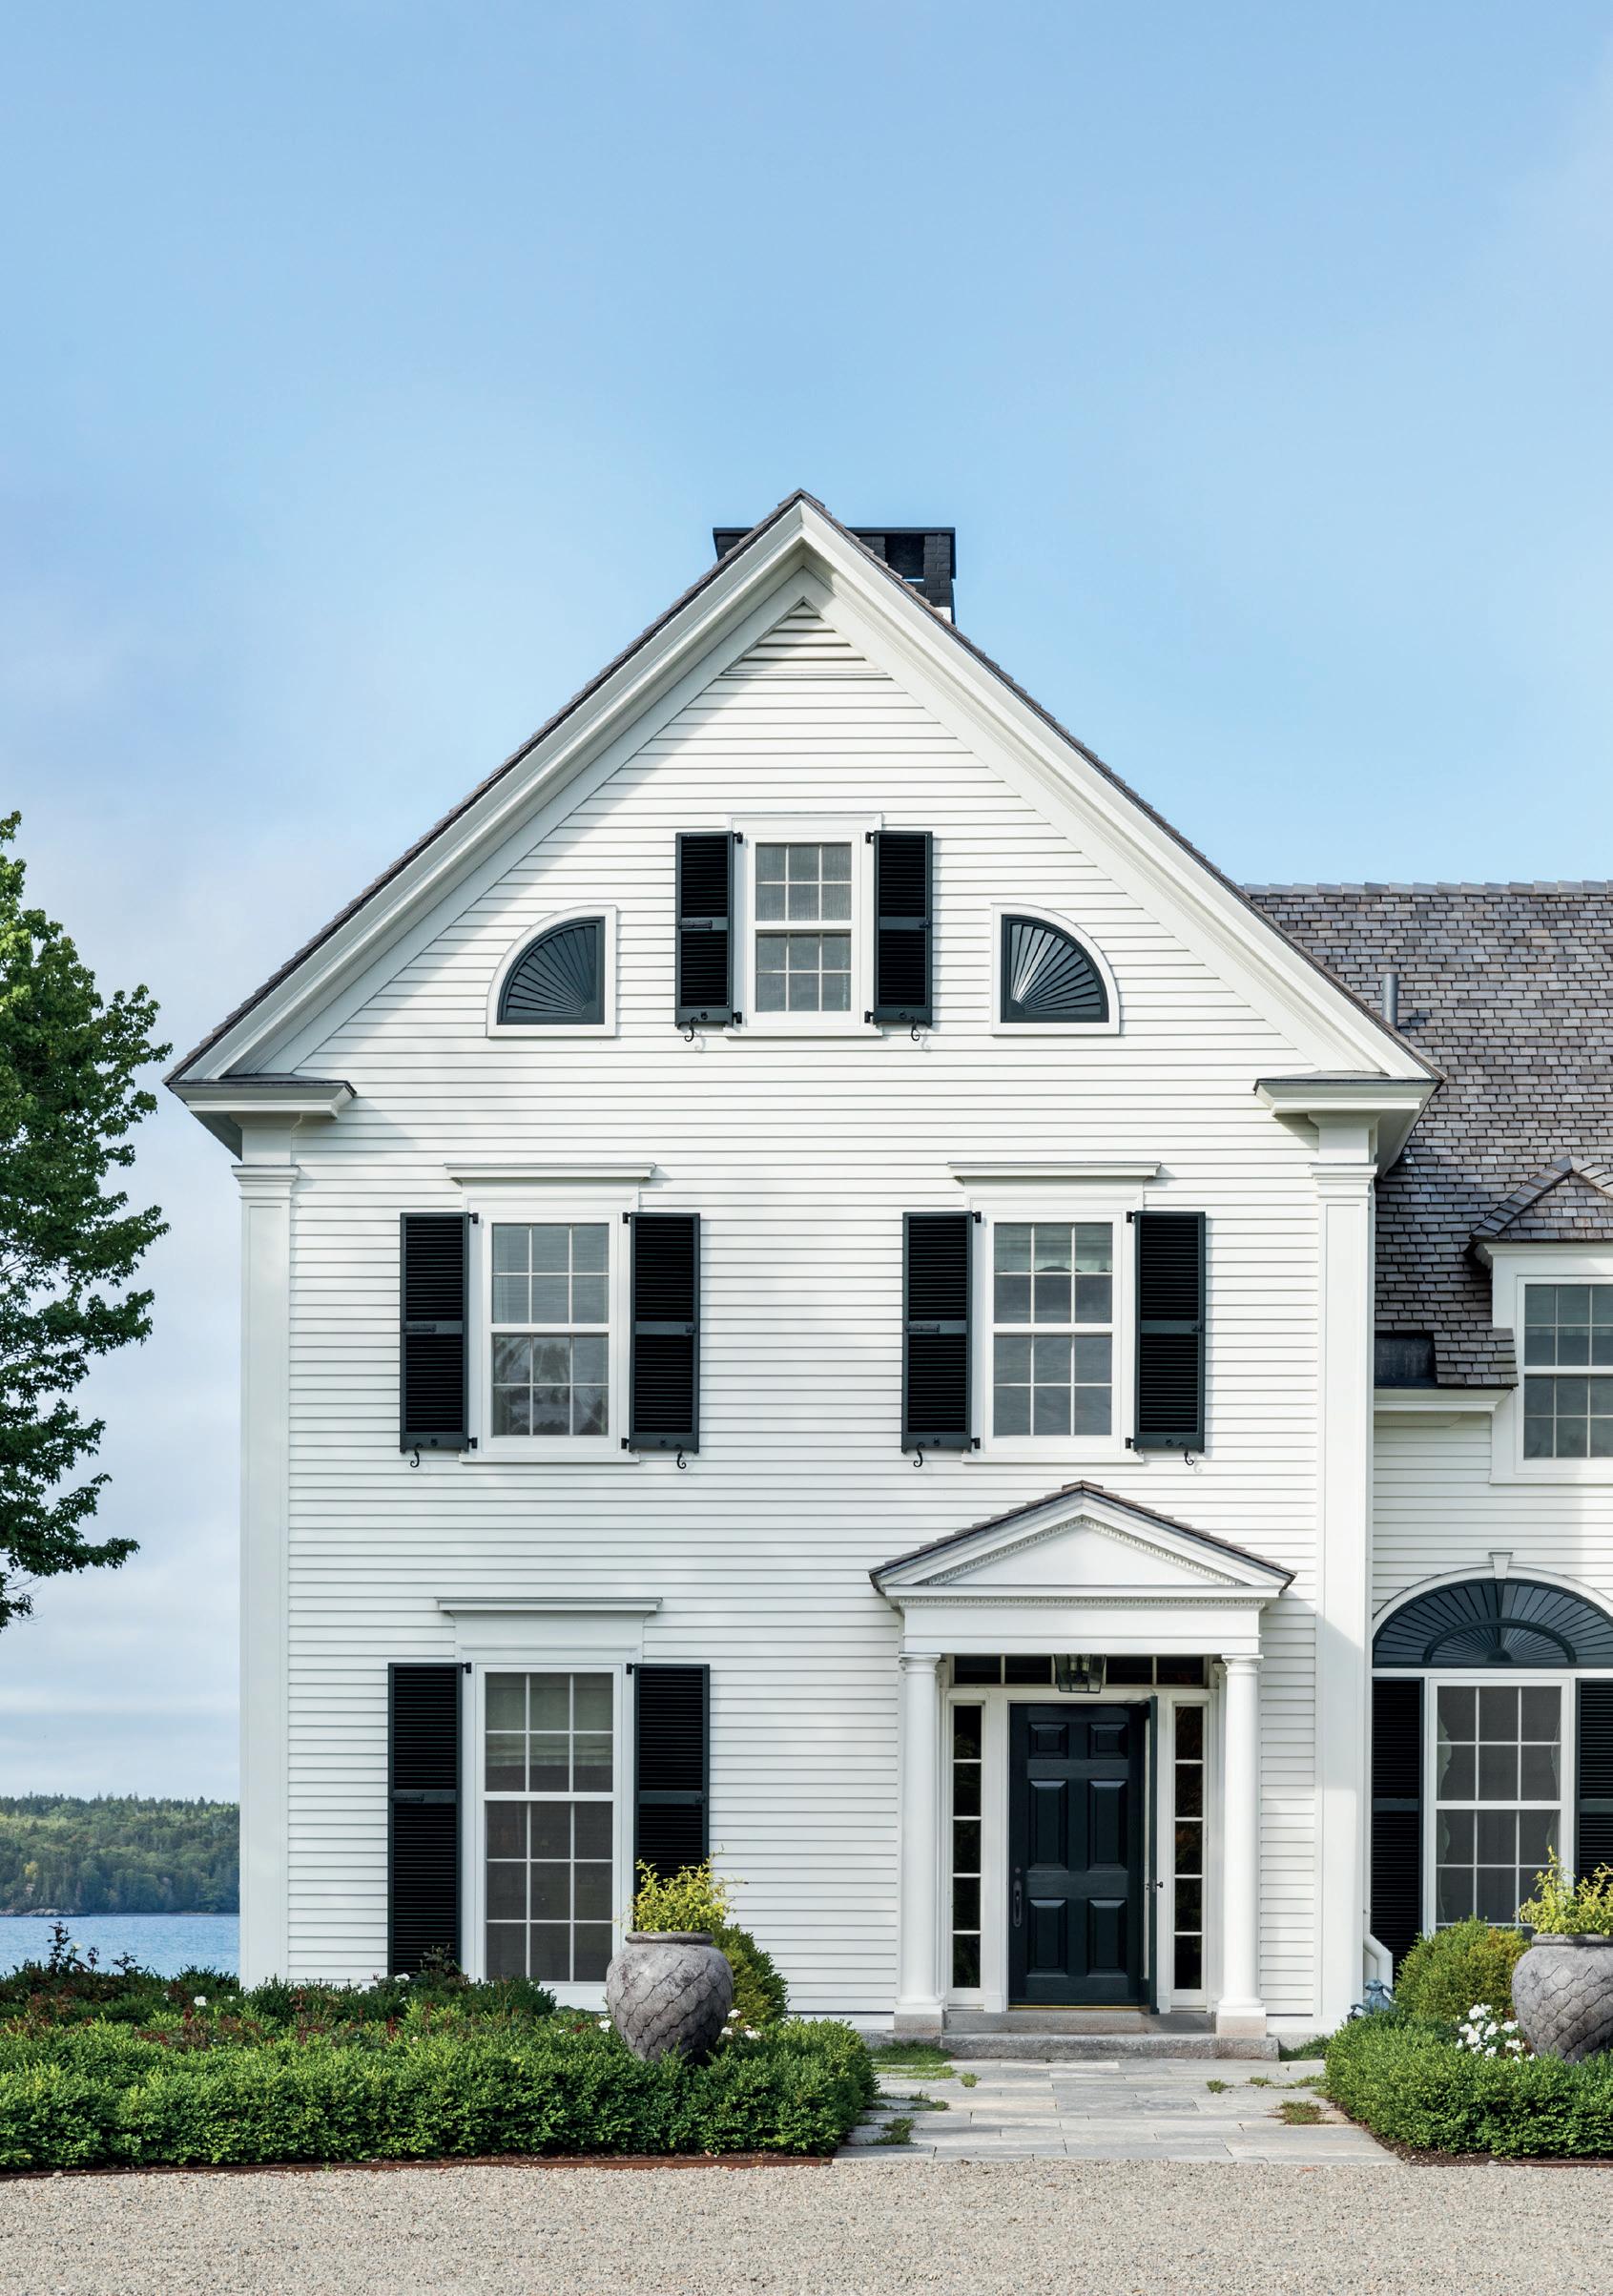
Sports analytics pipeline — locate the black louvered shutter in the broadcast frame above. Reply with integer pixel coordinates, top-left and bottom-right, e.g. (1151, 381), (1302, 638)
(1578, 1681), (1613, 1876)
(1371, 1676), (1422, 1972)
(634, 1664), (710, 1876)
(870, 830), (932, 1026)
(1132, 1210), (1206, 1452)
(629, 1213), (700, 1452)
(903, 1211), (973, 1450)
(388, 1663), (461, 1975)
(675, 832), (736, 1025)
(400, 1213), (468, 1451)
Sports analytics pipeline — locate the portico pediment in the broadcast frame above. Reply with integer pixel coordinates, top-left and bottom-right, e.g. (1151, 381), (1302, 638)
(871, 1482), (1290, 1659)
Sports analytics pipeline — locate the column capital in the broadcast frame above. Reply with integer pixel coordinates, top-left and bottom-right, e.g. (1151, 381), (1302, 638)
(1221, 1652), (1262, 1676)
(897, 1650), (943, 1676)
(232, 1160), (300, 1202)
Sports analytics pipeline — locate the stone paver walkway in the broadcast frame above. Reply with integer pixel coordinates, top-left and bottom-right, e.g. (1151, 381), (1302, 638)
(841, 2057), (1396, 2163)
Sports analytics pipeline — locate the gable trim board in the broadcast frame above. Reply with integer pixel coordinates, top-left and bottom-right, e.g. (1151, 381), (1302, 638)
(167, 493), (1437, 1102)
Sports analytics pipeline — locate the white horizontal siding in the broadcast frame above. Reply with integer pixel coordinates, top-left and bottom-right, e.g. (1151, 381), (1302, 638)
(269, 601), (1325, 2012)
(1375, 1416), (1613, 1619)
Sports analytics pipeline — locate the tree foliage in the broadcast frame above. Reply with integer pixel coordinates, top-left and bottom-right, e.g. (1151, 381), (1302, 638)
(0, 1796), (238, 1914)
(0, 813), (169, 1626)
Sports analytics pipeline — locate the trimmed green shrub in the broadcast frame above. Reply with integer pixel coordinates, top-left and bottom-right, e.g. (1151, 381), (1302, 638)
(1517, 1850), (1613, 1934)
(1394, 1918), (1528, 2024)
(631, 1860), (789, 2031)
(0, 2016), (875, 2170)
(1325, 2014), (1613, 2157)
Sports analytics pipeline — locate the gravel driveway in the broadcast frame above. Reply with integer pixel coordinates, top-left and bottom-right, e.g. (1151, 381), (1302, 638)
(4, 2157), (1611, 2295)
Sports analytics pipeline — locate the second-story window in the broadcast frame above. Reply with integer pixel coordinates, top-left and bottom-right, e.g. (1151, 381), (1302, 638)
(491, 1222), (610, 1438)
(992, 1221), (1114, 1438)
(755, 840), (853, 1014)
(1523, 1283), (1613, 1459)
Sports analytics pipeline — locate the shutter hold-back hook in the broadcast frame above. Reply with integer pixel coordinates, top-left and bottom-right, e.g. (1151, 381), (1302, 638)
(408, 1445), (422, 1470)
(675, 1446), (687, 1471)
(682, 1022), (697, 1044)
(912, 1445), (925, 1470)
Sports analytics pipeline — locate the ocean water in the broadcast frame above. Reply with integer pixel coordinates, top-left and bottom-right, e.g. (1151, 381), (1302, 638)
(0, 1913), (238, 1977)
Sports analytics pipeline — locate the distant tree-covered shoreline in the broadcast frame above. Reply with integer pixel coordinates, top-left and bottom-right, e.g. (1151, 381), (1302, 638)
(0, 1796), (238, 1914)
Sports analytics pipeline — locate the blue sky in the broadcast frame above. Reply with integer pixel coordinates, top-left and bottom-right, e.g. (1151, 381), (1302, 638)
(3, 3), (1611, 1795)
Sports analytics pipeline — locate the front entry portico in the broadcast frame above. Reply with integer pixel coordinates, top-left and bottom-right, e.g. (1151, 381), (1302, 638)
(872, 1483), (1292, 2037)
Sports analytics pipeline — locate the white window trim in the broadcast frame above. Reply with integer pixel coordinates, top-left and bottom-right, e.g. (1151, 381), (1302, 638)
(989, 900), (1122, 1036)
(941, 1676), (1214, 2017)
(1412, 1668), (1583, 1932)
(963, 1187), (1143, 1464)
(1487, 1249), (1613, 1484)
(486, 905), (618, 1039)
(730, 814), (880, 1038)
(465, 1659), (634, 2005)
(462, 1180), (639, 1464)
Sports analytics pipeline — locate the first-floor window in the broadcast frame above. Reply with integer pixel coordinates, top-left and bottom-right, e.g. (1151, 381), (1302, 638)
(485, 1670), (614, 1980)
(490, 1221), (610, 1438)
(991, 1220), (1113, 1438)
(1434, 1683), (1561, 1925)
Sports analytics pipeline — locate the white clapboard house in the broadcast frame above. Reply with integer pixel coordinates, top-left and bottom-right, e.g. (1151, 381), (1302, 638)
(170, 495), (1613, 2041)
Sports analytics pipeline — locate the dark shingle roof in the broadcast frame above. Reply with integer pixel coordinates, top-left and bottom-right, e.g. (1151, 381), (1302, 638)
(1246, 884), (1613, 1386)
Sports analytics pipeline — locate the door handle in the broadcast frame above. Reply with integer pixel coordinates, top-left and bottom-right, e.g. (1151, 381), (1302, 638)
(1012, 1869), (1024, 1928)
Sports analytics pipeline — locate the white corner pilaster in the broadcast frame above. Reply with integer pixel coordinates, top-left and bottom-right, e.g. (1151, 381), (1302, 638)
(1312, 1117), (1376, 2032)
(1216, 1653), (1266, 2035)
(893, 1650), (944, 2034)
(234, 1142), (297, 1984)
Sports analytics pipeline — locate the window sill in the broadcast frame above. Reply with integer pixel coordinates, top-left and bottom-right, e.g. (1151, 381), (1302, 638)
(967, 1441), (1129, 1465)
(463, 1444), (640, 1467)
(734, 1022), (884, 1041)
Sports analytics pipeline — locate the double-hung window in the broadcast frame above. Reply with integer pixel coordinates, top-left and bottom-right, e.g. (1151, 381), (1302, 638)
(490, 1222), (610, 1438)
(755, 841), (853, 1014)
(991, 1220), (1115, 1439)
(485, 1669), (616, 1983)
(1432, 1682), (1562, 1925)
(1522, 1283), (1613, 1460)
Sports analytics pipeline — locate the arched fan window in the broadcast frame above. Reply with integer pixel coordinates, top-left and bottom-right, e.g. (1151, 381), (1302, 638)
(1374, 1577), (1613, 1669)
(497, 917), (606, 1027)
(999, 914), (1109, 1025)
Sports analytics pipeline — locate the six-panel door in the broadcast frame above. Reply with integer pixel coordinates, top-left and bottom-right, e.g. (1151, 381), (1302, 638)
(1007, 1702), (1144, 2005)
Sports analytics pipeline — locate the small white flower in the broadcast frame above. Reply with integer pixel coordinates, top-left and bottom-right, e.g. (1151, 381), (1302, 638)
(1469, 2004), (1486, 2017)
(597, 2017), (611, 2029)
(744, 2027), (760, 2038)
(193, 1996), (207, 2008)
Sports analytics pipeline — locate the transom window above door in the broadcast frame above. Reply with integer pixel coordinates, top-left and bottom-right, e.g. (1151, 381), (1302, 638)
(755, 841), (852, 1014)
(992, 1221), (1114, 1438)
(1522, 1284), (1613, 1459)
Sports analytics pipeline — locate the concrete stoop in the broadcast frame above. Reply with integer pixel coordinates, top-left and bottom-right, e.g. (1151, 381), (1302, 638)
(941, 2030), (1280, 2060)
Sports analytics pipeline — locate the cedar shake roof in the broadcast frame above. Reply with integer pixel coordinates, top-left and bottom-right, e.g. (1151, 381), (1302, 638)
(1246, 883), (1613, 1387)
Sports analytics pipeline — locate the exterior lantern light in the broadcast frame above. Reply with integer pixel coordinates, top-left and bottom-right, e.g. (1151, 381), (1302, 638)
(1054, 1655), (1106, 1696)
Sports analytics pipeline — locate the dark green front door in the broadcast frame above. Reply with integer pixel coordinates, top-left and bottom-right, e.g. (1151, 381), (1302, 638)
(1008, 1702), (1144, 2006)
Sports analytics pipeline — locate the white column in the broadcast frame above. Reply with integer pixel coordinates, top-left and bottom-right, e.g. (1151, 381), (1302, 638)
(893, 1650), (944, 2034)
(1217, 1653), (1266, 2035)
(235, 1146), (297, 1985)
(1313, 1120), (1377, 2031)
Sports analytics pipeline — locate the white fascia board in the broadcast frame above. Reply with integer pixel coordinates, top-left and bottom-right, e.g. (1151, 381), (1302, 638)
(169, 1076), (354, 1155)
(875, 1490), (1291, 1598)
(175, 517), (820, 1082)
(786, 511), (1436, 1085)
(1374, 1390), (1506, 1416)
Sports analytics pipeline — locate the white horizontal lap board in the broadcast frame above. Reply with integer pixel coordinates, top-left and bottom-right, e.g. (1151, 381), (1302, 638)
(265, 584), (1327, 2012)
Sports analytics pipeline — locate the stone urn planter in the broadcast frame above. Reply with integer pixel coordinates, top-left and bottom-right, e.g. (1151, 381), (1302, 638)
(1512, 1934), (1613, 2063)
(606, 1931), (734, 2064)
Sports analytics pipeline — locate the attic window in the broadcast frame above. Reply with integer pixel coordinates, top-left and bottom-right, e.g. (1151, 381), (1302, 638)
(998, 914), (1111, 1027)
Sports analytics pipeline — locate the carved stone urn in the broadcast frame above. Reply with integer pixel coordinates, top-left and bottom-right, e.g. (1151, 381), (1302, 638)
(606, 1932), (734, 2064)
(1512, 1934), (1613, 2063)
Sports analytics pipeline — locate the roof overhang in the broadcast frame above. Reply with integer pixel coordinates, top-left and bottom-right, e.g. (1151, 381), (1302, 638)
(872, 1483), (1291, 1661)
(169, 1075), (354, 1156)
(1254, 1074), (1435, 1171)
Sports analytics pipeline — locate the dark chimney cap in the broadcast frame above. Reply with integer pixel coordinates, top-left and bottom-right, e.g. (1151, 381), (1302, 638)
(713, 524), (956, 617)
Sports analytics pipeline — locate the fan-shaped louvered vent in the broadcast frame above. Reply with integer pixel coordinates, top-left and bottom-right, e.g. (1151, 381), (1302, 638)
(1374, 1578), (1613, 1669)
(498, 919), (605, 1026)
(1001, 915), (1108, 1024)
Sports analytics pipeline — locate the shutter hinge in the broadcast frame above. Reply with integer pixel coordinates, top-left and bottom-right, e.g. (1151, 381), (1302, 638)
(467, 1436), (478, 1450)
(469, 1211), (481, 1225)
(1126, 1210), (1137, 1223)
(463, 1661), (472, 1674)
(972, 1210), (982, 1223)
(865, 830), (874, 843)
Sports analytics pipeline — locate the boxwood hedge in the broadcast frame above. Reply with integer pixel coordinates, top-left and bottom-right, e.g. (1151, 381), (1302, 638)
(0, 2016), (876, 2170)
(1325, 2013), (1613, 2157)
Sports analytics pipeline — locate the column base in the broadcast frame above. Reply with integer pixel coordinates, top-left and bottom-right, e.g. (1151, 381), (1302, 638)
(891, 2001), (946, 2038)
(1214, 1999), (1269, 2039)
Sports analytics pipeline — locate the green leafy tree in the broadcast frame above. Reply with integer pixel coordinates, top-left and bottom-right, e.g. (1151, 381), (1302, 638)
(0, 814), (168, 1626)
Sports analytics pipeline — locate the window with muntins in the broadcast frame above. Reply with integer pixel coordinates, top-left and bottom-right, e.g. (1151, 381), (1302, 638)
(485, 1670), (614, 1982)
(1172, 1704), (1206, 1991)
(490, 1223), (610, 1438)
(950, 1705), (983, 1988)
(1434, 1683), (1561, 1925)
(992, 1221), (1113, 1438)
(1522, 1284), (1613, 1459)
(755, 841), (852, 1014)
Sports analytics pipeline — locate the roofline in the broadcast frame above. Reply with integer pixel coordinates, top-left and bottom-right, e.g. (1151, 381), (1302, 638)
(171, 490), (1437, 1089)
(869, 1479), (1293, 1590)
